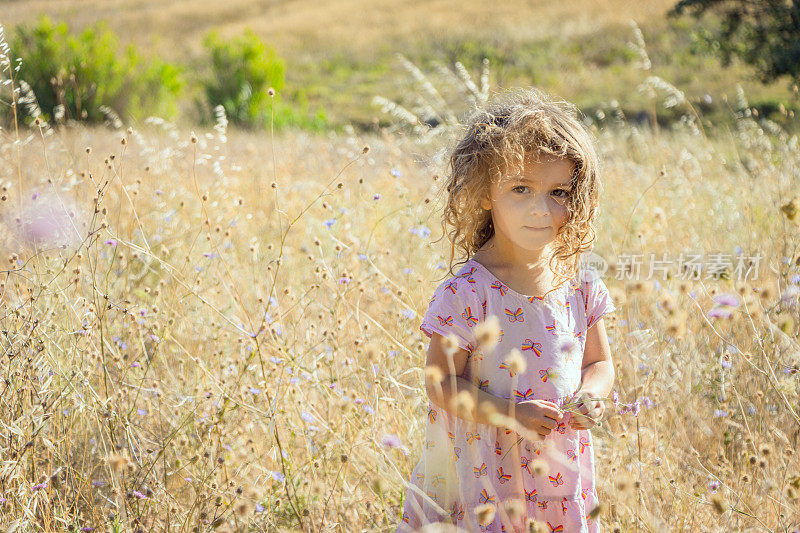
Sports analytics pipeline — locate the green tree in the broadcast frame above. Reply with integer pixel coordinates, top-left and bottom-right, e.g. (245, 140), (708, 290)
(201, 29), (285, 128)
(668, 0), (800, 84)
(9, 16), (183, 125)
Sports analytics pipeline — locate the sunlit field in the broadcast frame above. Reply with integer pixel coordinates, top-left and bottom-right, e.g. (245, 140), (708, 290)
(1, 19), (800, 533)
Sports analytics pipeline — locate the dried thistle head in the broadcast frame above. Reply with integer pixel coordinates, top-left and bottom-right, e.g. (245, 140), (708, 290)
(107, 453), (130, 473)
(710, 493), (727, 514)
(531, 458), (548, 476)
(474, 315), (500, 351)
(424, 365), (444, 385)
(474, 503), (495, 526)
(450, 391), (475, 417)
(502, 498), (525, 521)
(528, 519), (548, 533)
(442, 333), (459, 356)
(505, 349), (526, 375)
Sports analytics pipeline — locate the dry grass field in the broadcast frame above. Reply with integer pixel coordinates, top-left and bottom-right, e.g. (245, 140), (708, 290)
(1, 2), (800, 532)
(0, 75), (799, 531)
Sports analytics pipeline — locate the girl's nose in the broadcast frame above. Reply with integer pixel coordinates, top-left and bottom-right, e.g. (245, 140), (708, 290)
(528, 193), (551, 216)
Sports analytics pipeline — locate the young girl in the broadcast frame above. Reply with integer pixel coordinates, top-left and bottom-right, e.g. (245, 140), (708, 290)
(397, 88), (616, 533)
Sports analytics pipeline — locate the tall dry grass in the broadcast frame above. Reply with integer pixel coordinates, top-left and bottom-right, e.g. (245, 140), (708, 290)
(1, 19), (800, 533)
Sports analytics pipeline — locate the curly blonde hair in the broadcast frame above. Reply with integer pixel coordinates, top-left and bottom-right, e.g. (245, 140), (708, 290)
(438, 87), (602, 292)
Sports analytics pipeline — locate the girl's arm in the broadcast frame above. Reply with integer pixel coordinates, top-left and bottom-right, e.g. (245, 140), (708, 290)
(578, 317), (615, 397)
(424, 332), (513, 428)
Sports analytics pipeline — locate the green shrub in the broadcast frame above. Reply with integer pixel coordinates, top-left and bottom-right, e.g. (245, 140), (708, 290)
(8, 16), (183, 125)
(200, 29), (326, 131)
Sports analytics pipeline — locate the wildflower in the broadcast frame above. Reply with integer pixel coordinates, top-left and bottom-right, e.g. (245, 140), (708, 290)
(390, 168), (402, 178)
(713, 293), (740, 307)
(323, 218), (336, 228)
(381, 434), (402, 448)
(32, 480), (48, 491)
(270, 471), (285, 482)
(105, 239), (117, 246)
(709, 480), (720, 493)
(714, 409), (728, 418)
(137, 409), (147, 416)
(132, 490), (147, 499)
(248, 387), (261, 394)
(373, 193), (381, 200)
(707, 307), (732, 319)
(631, 399), (641, 417)
(720, 358), (732, 369)
(409, 225), (431, 238)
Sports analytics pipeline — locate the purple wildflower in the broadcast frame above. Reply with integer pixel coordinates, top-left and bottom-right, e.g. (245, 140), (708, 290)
(713, 292), (740, 307)
(381, 434), (402, 448)
(300, 411), (315, 423)
(373, 193), (382, 200)
(270, 471), (285, 483)
(714, 409), (728, 418)
(132, 490), (147, 499)
(32, 480), (48, 491)
(709, 480), (720, 493)
(390, 168), (402, 177)
(323, 218), (336, 228)
(707, 307), (732, 319)
(105, 239), (117, 246)
(631, 399), (641, 417)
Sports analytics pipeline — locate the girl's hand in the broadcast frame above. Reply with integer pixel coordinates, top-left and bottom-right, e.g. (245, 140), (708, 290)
(514, 400), (563, 439)
(567, 390), (605, 430)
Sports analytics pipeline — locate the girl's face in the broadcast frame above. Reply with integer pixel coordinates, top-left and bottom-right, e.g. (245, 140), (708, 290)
(480, 154), (574, 257)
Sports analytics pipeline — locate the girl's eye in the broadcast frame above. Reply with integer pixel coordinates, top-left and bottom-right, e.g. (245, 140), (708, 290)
(512, 185), (529, 194)
(552, 189), (571, 198)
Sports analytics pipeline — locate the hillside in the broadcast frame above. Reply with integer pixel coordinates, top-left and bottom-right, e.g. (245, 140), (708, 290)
(2, 0), (797, 131)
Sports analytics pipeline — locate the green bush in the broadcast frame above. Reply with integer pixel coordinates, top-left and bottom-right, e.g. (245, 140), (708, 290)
(8, 16), (183, 125)
(200, 29), (327, 131)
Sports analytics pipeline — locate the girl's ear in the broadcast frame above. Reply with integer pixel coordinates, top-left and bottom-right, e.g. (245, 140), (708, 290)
(479, 193), (492, 211)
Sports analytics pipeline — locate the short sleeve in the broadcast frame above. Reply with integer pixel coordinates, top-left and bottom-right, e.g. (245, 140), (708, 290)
(583, 272), (616, 331)
(419, 277), (480, 352)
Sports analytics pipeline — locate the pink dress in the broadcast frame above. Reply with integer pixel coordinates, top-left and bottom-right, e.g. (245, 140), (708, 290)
(397, 259), (616, 533)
